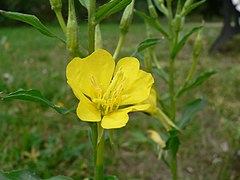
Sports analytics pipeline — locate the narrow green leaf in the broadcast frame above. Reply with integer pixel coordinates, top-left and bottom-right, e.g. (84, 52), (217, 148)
(132, 38), (162, 56)
(95, 0), (132, 23)
(0, 170), (40, 180)
(177, 70), (218, 98)
(0, 89), (71, 115)
(135, 10), (168, 38)
(79, 0), (89, 10)
(177, 98), (205, 130)
(46, 176), (73, 180)
(0, 170), (73, 180)
(171, 26), (202, 60)
(0, 10), (65, 43)
(105, 176), (118, 180)
(165, 130), (180, 157)
(154, 68), (169, 83)
(183, 0), (206, 16)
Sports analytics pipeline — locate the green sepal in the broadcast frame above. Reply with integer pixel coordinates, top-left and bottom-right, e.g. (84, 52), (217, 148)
(177, 98), (205, 130)
(0, 10), (65, 43)
(0, 89), (72, 115)
(95, 0), (132, 23)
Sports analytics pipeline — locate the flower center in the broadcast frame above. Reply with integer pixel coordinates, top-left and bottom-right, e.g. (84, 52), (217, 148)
(91, 70), (125, 116)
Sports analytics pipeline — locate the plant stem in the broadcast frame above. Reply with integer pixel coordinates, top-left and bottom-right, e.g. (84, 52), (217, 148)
(90, 123), (98, 163)
(171, 156), (178, 180)
(88, 0), (96, 54)
(55, 11), (66, 34)
(94, 125), (105, 180)
(169, 58), (176, 121)
(113, 32), (126, 60)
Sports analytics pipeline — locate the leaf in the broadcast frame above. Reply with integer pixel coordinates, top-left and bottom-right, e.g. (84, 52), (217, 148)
(135, 10), (168, 38)
(165, 130), (180, 157)
(79, 0), (89, 10)
(183, 0), (206, 16)
(177, 98), (205, 130)
(0, 170), (73, 180)
(132, 38), (162, 56)
(105, 176), (118, 180)
(46, 176), (73, 180)
(171, 26), (202, 60)
(154, 68), (169, 83)
(0, 10), (65, 43)
(0, 89), (71, 115)
(177, 70), (218, 98)
(95, 0), (132, 23)
(0, 170), (40, 180)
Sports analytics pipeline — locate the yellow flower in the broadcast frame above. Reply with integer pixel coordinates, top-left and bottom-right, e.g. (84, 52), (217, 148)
(66, 49), (154, 129)
(142, 87), (157, 114)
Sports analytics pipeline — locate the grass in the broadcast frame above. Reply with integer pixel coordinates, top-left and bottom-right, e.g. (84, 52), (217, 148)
(0, 23), (240, 179)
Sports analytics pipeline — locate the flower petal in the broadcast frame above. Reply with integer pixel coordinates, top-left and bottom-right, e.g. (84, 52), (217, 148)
(121, 70), (154, 105)
(101, 104), (149, 129)
(115, 57), (140, 85)
(101, 108), (131, 129)
(76, 99), (101, 122)
(66, 49), (115, 99)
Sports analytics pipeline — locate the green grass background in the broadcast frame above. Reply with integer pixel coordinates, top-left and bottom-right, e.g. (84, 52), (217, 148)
(0, 23), (240, 179)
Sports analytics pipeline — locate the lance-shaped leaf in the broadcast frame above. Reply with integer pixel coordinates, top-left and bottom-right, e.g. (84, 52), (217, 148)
(0, 89), (71, 115)
(171, 26), (202, 60)
(177, 98), (205, 130)
(0, 169), (73, 180)
(0, 10), (65, 43)
(132, 38), (162, 56)
(182, 0), (206, 16)
(95, 0), (132, 23)
(177, 70), (218, 98)
(135, 10), (168, 38)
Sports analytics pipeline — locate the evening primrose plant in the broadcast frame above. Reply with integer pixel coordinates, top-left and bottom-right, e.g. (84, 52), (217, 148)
(0, 0), (214, 179)
(0, 0), (155, 179)
(135, 0), (217, 179)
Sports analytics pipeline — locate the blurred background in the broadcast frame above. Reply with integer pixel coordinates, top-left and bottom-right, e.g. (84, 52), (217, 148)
(0, 0), (239, 180)
(0, 0), (223, 25)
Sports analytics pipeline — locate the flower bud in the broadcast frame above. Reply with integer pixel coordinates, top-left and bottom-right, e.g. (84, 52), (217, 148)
(66, 0), (80, 57)
(147, 0), (158, 19)
(143, 88), (157, 114)
(182, 0), (193, 15)
(193, 29), (203, 57)
(174, 14), (184, 33)
(49, 0), (62, 11)
(95, 24), (102, 50)
(153, 0), (168, 16)
(148, 130), (166, 148)
(120, 0), (135, 33)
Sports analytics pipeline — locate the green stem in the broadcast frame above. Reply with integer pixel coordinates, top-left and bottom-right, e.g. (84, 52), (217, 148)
(90, 123), (98, 163)
(94, 124), (105, 180)
(169, 58), (176, 122)
(171, 156), (178, 180)
(88, 0), (96, 53)
(113, 31), (126, 60)
(55, 10), (66, 34)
